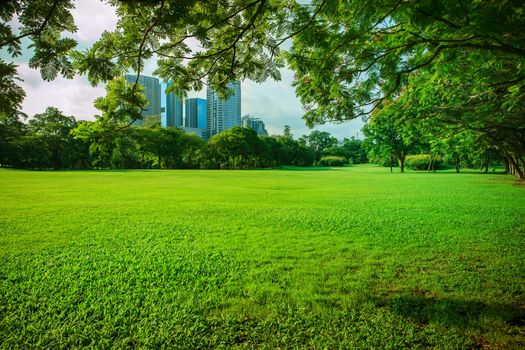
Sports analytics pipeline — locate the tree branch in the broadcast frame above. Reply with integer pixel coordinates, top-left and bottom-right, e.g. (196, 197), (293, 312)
(0, 0), (61, 48)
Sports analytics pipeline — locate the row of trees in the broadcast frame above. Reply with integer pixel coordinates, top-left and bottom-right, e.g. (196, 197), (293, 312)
(2, 104), (509, 173)
(0, 107), (368, 170)
(362, 104), (503, 174)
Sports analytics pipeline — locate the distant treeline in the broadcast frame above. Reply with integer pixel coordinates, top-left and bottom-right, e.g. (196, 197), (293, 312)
(1, 107), (516, 174)
(0, 107), (367, 170)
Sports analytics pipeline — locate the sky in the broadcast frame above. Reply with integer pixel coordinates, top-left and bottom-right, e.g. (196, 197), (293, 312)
(5, 0), (365, 140)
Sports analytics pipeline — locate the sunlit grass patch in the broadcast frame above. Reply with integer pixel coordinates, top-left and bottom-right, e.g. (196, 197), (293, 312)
(1, 165), (524, 348)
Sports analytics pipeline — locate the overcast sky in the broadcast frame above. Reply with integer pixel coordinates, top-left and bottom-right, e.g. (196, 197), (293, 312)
(5, 0), (364, 140)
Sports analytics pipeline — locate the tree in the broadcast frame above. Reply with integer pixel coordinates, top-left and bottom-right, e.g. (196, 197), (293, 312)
(274, 136), (315, 167)
(0, 112), (26, 167)
(111, 128), (141, 169)
(72, 0), (290, 123)
(287, 0), (525, 125)
(300, 130), (338, 161)
(1, 0), (77, 114)
(72, 120), (114, 169)
(283, 125), (293, 139)
(323, 137), (367, 164)
(4, 1), (524, 177)
(181, 132), (205, 169)
(10, 134), (50, 169)
(401, 50), (525, 178)
(206, 126), (264, 169)
(363, 101), (423, 172)
(151, 128), (186, 169)
(71, 77), (149, 168)
(284, 1), (524, 178)
(28, 107), (79, 169)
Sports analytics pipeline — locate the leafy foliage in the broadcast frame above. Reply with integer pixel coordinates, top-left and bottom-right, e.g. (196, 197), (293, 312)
(1, 0), (77, 113)
(318, 155), (348, 167)
(362, 101), (425, 172)
(287, 0), (525, 125)
(405, 154), (443, 171)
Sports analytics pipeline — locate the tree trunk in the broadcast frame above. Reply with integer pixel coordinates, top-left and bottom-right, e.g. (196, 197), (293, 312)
(390, 155), (393, 173)
(508, 156), (524, 180)
(515, 166), (524, 180)
(399, 156), (405, 173)
(518, 156), (525, 180)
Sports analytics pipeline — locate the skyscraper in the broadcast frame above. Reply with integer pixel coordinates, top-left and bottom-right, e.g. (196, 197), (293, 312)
(241, 114), (268, 136)
(206, 81), (241, 137)
(165, 87), (183, 128)
(124, 75), (161, 126)
(184, 98), (207, 129)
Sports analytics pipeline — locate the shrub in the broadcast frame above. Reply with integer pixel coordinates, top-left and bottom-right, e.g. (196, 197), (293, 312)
(405, 154), (443, 170)
(318, 155), (348, 167)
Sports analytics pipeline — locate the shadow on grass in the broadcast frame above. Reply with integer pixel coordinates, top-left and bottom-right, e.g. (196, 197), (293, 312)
(378, 294), (525, 329)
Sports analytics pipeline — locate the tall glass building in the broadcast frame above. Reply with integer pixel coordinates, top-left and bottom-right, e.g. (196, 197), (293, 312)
(125, 75), (161, 126)
(184, 98), (207, 128)
(241, 114), (268, 136)
(206, 81), (241, 137)
(165, 86), (183, 128)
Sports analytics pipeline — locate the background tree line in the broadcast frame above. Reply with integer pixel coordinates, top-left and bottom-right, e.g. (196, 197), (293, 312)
(1, 104), (509, 173)
(0, 107), (368, 170)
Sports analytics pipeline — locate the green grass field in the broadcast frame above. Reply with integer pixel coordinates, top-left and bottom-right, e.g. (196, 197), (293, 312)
(1, 165), (524, 349)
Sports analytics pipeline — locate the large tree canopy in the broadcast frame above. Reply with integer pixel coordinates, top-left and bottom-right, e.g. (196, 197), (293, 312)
(2, 0), (524, 175)
(1, 0), (77, 115)
(287, 0), (525, 125)
(72, 0), (293, 96)
(4, 1), (524, 120)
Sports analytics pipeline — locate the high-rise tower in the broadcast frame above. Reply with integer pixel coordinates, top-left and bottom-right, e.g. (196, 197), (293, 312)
(206, 81), (241, 137)
(124, 75), (161, 126)
(184, 98), (207, 129)
(241, 114), (268, 136)
(165, 88), (183, 128)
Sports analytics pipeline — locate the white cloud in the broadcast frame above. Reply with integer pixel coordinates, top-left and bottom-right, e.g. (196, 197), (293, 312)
(70, 0), (118, 44)
(17, 63), (104, 120)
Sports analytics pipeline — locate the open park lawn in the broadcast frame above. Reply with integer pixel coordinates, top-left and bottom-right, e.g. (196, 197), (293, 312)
(1, 165), (524, 349)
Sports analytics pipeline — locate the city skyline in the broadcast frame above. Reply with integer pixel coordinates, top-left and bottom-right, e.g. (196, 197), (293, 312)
(135, 78), (270, 140)
(134, 77), (246, 140)
(242, 114), (268, 136)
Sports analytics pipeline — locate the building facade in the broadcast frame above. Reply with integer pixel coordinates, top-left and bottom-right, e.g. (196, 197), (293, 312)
(125, 75), (161, 126)
(184, 98), (207, 129)
(165, 84), (183, 128)
(241, 114), (268, 136)
(206, 81), (241, 137)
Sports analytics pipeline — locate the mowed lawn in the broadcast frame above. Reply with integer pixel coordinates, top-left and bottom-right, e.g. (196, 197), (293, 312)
(0, 166), (524, 349)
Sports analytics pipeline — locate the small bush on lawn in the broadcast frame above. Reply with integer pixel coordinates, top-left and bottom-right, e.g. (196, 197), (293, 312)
(406, 154), (443, 170)
(318, 156), (349, 167)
